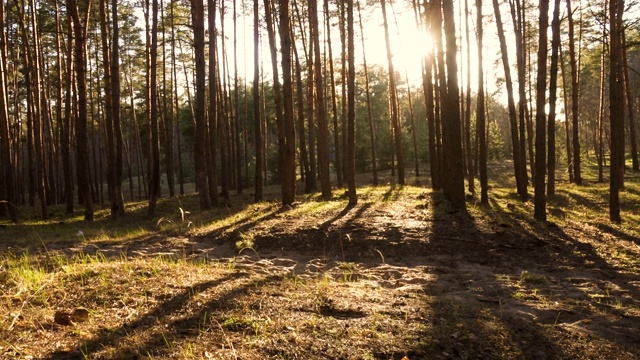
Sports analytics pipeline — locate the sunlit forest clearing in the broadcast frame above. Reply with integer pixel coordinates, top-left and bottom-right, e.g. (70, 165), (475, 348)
(1, 0), (640, 357)
(1, 162), (640, 359)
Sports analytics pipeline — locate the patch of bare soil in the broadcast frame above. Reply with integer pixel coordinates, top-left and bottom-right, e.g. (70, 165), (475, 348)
(2, 187), (640, 359)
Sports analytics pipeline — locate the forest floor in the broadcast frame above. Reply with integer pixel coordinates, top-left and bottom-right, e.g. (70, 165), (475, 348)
(1, 163), (640, 359)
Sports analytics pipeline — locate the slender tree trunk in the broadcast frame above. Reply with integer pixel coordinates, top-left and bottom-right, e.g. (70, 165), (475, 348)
(208, 0), (220, 205)
(476, 0), (488, 204)
(148, 0), (161, 214)
(357, 0), (378, 186)
(68, 0), (94, 221)
(112, 0), (124, 214)
(62, 14), (75, 213)
(464, 0), (473, 193)
(567, 0), (582, 184)
(381, 0), (404, 185)
(622, 32), (639, 171)
(339, 0), (347, 187)
(99, 0), (118, 218)
(0, 0), (16, 221)
(170, 0), (184, 195)
(253, 0), (263, 201)
(309, 0), (331, 199)
(346, 0), (356, 205)
(609, 0), (624, 223)
(493, 0), (526, 199)
(325, 0), (342, 188)
(559, 43), (574, 183)
(233, 0), (243, 194)
(292, 25), (311, 192)
(598, 20), (607, 183)
(547, 0), (561, 197)
(422, 0), (440, 190)
(534, 0), (549, 221)
(510, 0), (529, 190)
(159, 0), (175, 198)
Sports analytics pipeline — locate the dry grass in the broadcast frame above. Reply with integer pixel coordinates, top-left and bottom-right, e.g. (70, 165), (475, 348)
(1, 162), (640, 359)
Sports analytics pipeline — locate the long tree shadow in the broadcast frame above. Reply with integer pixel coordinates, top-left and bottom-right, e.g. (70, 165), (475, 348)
(46, 272), (286, 359)
(411, 191), (640, 358)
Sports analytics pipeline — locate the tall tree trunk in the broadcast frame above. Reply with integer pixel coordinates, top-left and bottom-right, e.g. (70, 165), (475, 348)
(534, 0), (549, 221)
(208, 0), (220, 205)
(567, 0), (582, 184)
(233, 0), (243, 194)
(422, 0), (440, 190)
(464, 0), (473, 193)
(357, 0), (378, 186)
(0, 0), (16, 221)
(99, 0), (118, 218)
(492, 0), (526, 199)
(278, 0), (297, 205)
(253, 0), (263, 201)
(160, 0), (175, 198)
(381, 0), (404, 185)
(325, 0), (342, 188)
(547, 0), (561, 197)
(112, 0), (125, 214)
(441, 0), (465, 208)
(191, 0), (212, 209)
(291, 23), (311, 192)
(476, 0), (488, 204)
(18, 0), (46, 219)
(597, 19), (607, 183)
(559, 43), (574, 183)
(68, 0), (94, 221)
(170, 0), (185, 195)
(148, 0), (161, 214)
(609, 0), (624, 223)
(218, 1), (230, 200)
(622, 32), (639, 171)
(309, 0), (331, 199)
(62, 13), (75, 213)
(346, 0), (356, 205)
(509, 0), (529, 191)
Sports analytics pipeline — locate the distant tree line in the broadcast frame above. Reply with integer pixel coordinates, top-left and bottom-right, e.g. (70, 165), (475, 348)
(0, 0), (638, 224)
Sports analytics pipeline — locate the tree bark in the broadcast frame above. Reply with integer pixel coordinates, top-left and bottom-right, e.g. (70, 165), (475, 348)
(148, 0), (161, 214)
(609, 0), (625, 223)
(441, 0), (465, 208)
(191, 0), (212, 209)
(357, 0), (378, 186)
(346, 0), (356, 205)
(208, 0), (220, 205)
(381, 0), (404, 185)
(325, 0), (342, 188)
(559, 43), (574, 183)
(253, 0), (263, 201)
(492, 0), (526, 200)
(534, 0), (549, 221)
(68, 0), (94, 221)
(0, 0), (17, 221)
(476, 0), (488, 204)
(547, 0), (561, 197)
(309, 0), (331, 199)
(464, 0), (473, 193)
(567, 0), (582, 184)
(622, 32), (639, 171)
(278, 0), (297, 205)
